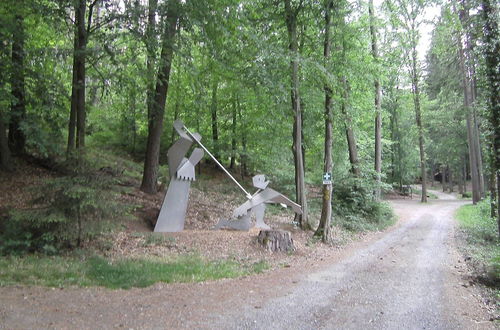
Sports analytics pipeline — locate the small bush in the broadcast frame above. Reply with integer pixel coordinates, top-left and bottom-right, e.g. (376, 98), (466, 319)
(333, 177), (395, 232)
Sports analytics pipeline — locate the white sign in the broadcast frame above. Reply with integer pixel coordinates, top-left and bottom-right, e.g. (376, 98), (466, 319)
(322, 172), (332, 185)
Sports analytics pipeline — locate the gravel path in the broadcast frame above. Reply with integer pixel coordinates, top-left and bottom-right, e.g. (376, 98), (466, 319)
(0, 191), (494, 329)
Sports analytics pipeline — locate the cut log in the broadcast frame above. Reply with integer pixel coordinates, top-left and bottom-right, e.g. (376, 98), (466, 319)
(257, 229), (295, 252)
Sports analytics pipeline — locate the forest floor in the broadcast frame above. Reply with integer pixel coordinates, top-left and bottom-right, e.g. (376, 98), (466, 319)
(0, 167), (498, 329)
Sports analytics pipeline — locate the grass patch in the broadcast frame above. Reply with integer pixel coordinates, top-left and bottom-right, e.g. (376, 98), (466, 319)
(0, 254), (268, 289)
(455, 200), (499, 288)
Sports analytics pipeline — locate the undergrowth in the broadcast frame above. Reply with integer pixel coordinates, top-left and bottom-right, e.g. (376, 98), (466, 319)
(456, 199), (500, 289)
(0, 254), (269, 289)
(331, 177), (395, 232)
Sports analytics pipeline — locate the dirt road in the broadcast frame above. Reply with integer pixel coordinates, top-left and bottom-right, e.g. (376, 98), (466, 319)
(0, 191), (494, 329)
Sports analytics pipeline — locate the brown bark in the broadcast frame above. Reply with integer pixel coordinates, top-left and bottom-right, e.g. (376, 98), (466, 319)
(9, 14), (26, 154)
(284, 0), (309, 230)
(315, 0), (334, 242)
(369, 0), (382, 199)
(140, 0), (180, 194)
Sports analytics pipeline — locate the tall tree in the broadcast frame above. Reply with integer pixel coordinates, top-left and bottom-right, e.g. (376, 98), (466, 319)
(458, 2), (482, 204)
(480, 0), (500, 234)
(283, 0), (309, 229)
(388, 0), (428, 202)
(369, 0), (382, 199)
(315, 0), (334, 242)
(141, 0), (181, 193)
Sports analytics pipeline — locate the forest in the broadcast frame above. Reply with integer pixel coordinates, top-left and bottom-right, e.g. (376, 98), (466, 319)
(0, 0), (499, 251)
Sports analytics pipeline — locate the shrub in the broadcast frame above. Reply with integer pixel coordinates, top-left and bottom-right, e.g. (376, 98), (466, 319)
(333, 177), (394, 232)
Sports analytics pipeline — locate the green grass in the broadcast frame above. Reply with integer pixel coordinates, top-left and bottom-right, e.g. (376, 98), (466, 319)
(455, 200), (499, 287)
(0, 254), (269, 289)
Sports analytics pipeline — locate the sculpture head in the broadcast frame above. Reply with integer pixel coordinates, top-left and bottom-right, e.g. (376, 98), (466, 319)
(252, 174), (269, 189)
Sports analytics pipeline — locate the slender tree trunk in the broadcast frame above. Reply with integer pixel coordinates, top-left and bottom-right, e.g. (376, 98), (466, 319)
(146, 0), (158, 122)
(75, 0), (87, 150)
(457, 27), (481, 204)
(441, 165), (446, 192)
(230, 96), (237, 170)
(448, 167), (453, 193)
(315, 0), (334, 242)
(9, 14), (26, 154)
(236, 97), (248, 178)
(481, 0), (500, 234)
(67, 42), (77, 153)
(410, 42), (427, 203)
(340, 77), (360, 177)
(210, 78), (220, 162)
(141, 0), (180, 194)
(369, 0), (382, 199)
(0, 110), (13, 171)
(284, 0), (309, 229)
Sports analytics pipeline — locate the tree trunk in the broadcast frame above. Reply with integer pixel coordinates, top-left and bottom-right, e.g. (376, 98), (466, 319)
(448, 167), (453, 193)
(315, 0), (334, 243)
(141, 0), (180, 194)
(472, 109), (485, 196)
(210, 78), (220, 162)
(457, 21), (481, 204)
(369, 0), (382, 200)
(230, 96), (237, 170)
(411, 43), (427, 203)
(146, 0), (158, 124)
(284, 0), (309, 230)
(441, 165), (446, 192)
(0, 110), (13, 171)
(236, 97), (248, 178)
(341, 78), (360, 178)
(75, 0), (87, 150)
(480, 0), (500, 235)
(9, 14), (26, 154)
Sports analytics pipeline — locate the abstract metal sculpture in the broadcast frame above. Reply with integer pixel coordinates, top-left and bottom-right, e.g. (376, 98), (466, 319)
(155, 120), (302, 232)
(215, 175), (302, 231)
(154, 121), (204, 232)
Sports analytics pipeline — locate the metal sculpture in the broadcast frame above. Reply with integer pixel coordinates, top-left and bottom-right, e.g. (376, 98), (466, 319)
(154, 121), (204, 232)
(155, 120), (302, 232)
(215, 175), (302, 231)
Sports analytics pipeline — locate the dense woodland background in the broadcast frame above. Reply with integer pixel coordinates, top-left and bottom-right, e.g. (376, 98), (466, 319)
(0, 0), (498, 249)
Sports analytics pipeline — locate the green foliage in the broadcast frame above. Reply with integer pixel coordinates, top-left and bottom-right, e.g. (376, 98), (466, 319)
(0, 160), (124, 255)
(333, 177), (395, 232)
(0, 254), (269, 289)
(456, 200), (499, 286)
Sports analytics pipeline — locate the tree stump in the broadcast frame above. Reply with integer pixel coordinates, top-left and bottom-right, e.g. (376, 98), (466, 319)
(257, 230), (295, 252)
